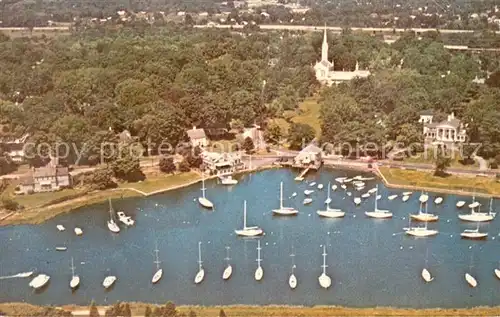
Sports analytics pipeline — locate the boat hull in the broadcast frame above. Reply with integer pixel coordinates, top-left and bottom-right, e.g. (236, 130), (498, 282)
(74, 228), (83, 236)
(495, 269), (500, 280)
(223, 265), (232, 280)
(405, 229), (438, 237)
(458, 214), (494, 222)
(194, 269), (205, 284)
(198, 197), (213, 209)
(70, 276), (80, 289)
(107, 221), (120, 233)
(421, 269), (433, 282)
(152, 269), (163, 284)
(410, 214), (439, 222)
(456, 201), (466, 208)
(255, 266), (263, 281)
(460, 232), (488, 239)
(365, 211), (393, 219)
(29, 274), (50, 289)
(318, 273), (331, 289)
(317, 210), (345, 218)
(103, 276), (117, 289)
(234, 228), (263, 237)
(272, 208), (298, 216)
(465, 273), (477, 287)
(289, 274), (297, 289)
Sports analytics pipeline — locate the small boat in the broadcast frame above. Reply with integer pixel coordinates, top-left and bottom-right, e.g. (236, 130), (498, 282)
(235, 200), (264, 237)
(421, 268), (433, 282)
(107, 199), (120, 233)
(255, 240), (263, 281)
(56, 225), (65, 232)
(344, 178), (352, 183)
(465, 273), (477, 287)
(70, 257), (80, 290)
(304, 189), (315, 195)
(291, 192), (297, 197)
(194, 242), (205, 284)
(317, 182), (345, 218)
(102, 276), (117, 289)
(273, 182), (299, 215)
(365, 185), (392, 219)
(309, 182), (317, 187)
(335, 177), (346, 183)
(220, 175), (238, 185)
(318, 245), (331, 289)
(410, 202), (439, 222)
(332, 185), (337, 191)
(198, 173), (214, 209)
(361, 193), (370, 199)
(152, 242), (163, 284)
(354, 197), (361, 205)
(117, 210), (135, 226)
(494, 268), (500, 280)
(388, 195), (398, 200)
(353, 181), (365, 187)
(324, 198), (332, 205)
(419, 192), (429, 203)
(289, 246), (297, 289)
(317, 184), (323, 190)
(376, 195), (381, 200)
(341, 184), (347, 190)
(434, 197), (443, 204)
(459, 198), (495, 222)
(222, 246), (232, 280)
(404, 218), (438, 237)
(346, 192), (352, 197)
(456, 201), (466, 208)
(368, 188), (378, 194)
(56, 246), (67, 251)
(359, 176), (375, 181)
(403, 191), (413, 196)
(461, 222), (488, 239)
(29, 274), (50, 289)
(402, 195), (410, 202)
(469, 202), (481, 209)
(74, 227), (83, 236)
(303, 198), (313, 205)
(355, 186), (365, 191)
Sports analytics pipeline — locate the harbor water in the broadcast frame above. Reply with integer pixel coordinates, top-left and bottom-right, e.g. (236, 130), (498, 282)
(1, 168), (500, 308)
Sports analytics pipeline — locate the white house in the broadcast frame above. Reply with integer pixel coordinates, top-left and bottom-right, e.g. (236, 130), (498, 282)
(314, 27), (371, 86)
(422, 112), (467, 147)
(202, 151), (244, 176)
(418, 110), (434, 124)
(186, 127), (208, 148)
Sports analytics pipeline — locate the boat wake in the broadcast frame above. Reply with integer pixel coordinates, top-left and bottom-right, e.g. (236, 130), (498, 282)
(0, 271), (34, 280)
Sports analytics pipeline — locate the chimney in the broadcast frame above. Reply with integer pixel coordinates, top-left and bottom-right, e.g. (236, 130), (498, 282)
(193, 126), (196, 130)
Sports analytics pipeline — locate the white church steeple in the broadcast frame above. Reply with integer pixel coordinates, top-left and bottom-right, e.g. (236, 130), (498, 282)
(321, 25), (328, 62)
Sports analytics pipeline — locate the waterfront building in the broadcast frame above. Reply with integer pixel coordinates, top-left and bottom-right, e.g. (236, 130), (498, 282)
(202, 151), (245, 176)
(15, 158), (71, 195)
(294, 143), (322, 169)
(421, 112), (467, 147)
(187, 127), (208, 148)
(313, 26), (370, 86)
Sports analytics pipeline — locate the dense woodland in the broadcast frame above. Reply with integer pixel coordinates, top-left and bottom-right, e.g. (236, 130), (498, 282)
(0, 24), (500, 178)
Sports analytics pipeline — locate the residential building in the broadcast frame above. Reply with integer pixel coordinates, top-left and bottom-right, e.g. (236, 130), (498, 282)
(0, 134), (29, 163)
(422, 112), (467, 147)
(418, 110), (434, 124)
(314, 26), (370, 86)
(202, 151), (245, 176)
(15, 158), (71, 195)
(294, 143), (322, 169)
(187, 127), (208, 148)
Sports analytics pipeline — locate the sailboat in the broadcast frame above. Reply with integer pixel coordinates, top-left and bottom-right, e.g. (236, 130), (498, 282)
(318, 245), (331, 289)
(365, 185), (392, 219)
(222, 246), (232, 280)
(198, 173), (214, 209)
(410, 201), (438, 222)
(494, 265), (500, 279)
(459, 197), (495, 222)
(272, 182), (298, 215)
(404, 217), (438, 237)
(102, 275), (117, 289)
(317, 183), (344, 218)
(465, 252), (478, 287)
(419, 191), (429, 203)
(29, 274), (50, 289)
(235, 200), (263, 237)
(255, 240), (263, 281)
(107, 199), (120, 233)
(152, 242), (163, 284)
(69, 257), (80, 290)
(421, 249), (433, 282)
(461, 222), (488, 239)
(194, 242), (205, 284)
(289, 246), (297, 289)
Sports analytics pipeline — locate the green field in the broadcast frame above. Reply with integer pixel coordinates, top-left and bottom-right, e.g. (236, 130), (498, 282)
(291, 96), (321, 137)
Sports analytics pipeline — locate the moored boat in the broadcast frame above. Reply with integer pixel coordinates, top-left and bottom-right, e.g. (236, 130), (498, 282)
(103, 276), (117, 289)
(29, 274), (50, 289)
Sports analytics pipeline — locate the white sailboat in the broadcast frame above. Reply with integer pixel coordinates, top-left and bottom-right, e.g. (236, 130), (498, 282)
(318, 245), (331, 289)
(255, 240), (263, 281)
(421, 249), (433, 282)
(74, 227), (83, 236)
(388, 194), (398, 200)
(461, 222), (488, 239)
(317, 183), (344, 218)
(456, 200), (466, 208)
(324, 182), (332, 204)
(194, 241), (205, 284)
(403, 191), (413, 196)
(69, 257), (80, 290)
(152, 242), (163, 284)
(309, 182), (317, 187)
(404, 218), (438, 237)
(419, 191), (429, 203)
(365, 185), (392, 219)
(304, 189), (314, 195)
(410, 201), (438, 222)
(434, 197), (443, 204)
(102, 275), (117, 289)
(198, 173), (214, 209)
(459, 197), (495, 222)
(29, 274), (50, 289)
(465, 253), (478, 287)
(107, 199), (120, 233)
(273, 182), (298, 215)
(222, 246), (232, 280)
(494, 268), (500, 280)
(289, 246), (297, 289)
(235, 200), (263, 237)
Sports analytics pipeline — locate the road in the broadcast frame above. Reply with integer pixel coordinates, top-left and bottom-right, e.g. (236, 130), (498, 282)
(195, 24), (500, 35)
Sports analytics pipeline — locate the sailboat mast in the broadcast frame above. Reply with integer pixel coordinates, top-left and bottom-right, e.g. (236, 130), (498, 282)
(225, 246), (231, 263)
(243, 200), (247, 229)
(70, 257), (75, 277)
(257, 240), (262, 268)
(154, 241), (160, 270)
(201, 173), (206, 199)
(374, 185), (378, 211)
(198, 241), (203, 270)
(280, 182), (284, 209)
(290, 244), (295, 273)
(489, 198), (493, 215)
(322, 245), (327, 274)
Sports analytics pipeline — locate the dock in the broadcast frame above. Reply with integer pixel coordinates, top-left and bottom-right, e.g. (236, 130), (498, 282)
(294, 167), (311, 181)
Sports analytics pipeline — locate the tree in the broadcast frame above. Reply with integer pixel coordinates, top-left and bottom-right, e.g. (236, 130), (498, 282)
(89, 300), (100, 317)
(434, 148), (452, 176)
(264, 121), (283, 145)
(185, 152), (203, 168)
(188, 311), (197, 317)
(179, 160), (191, 172)
(219, 309), (227, 317)
(242, 137), (255, 154)
(110, 144), (145, 182)
(159, 156), (176, 174)
(88, 167), (116, 190)
(123, 303), (132, 317)
(288, 123), (315, 151)
(1, 198), (21, 211)
(144, 306), (152, 317)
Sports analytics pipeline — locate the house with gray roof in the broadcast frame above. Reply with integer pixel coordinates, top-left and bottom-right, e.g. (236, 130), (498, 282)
(186, 126), (208, 148)
(15, 159), (71, 195)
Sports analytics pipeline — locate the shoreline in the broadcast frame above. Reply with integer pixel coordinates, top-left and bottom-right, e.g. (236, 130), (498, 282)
(3, 302), (500, 316)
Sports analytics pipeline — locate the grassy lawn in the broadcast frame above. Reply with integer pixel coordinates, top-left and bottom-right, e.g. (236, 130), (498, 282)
(379, 167), (500, 195)
(404, 149), (479, 169)
(5, 187), (84, 209)
(118, 171), (201, 194)
(291, 96), (321, 137)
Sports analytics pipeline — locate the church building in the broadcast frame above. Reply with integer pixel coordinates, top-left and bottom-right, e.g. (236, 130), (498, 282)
(313, 27), (371, 86)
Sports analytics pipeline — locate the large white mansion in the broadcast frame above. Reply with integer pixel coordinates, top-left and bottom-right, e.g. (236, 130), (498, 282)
(313, 27), (370, 86)
(420, 111), (467, 147)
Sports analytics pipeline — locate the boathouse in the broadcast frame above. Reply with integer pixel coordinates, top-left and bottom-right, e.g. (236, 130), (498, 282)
(293, 143), (322, 169)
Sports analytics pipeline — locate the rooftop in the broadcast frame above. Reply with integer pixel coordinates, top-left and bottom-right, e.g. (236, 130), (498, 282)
(187, 127), (207, 140)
